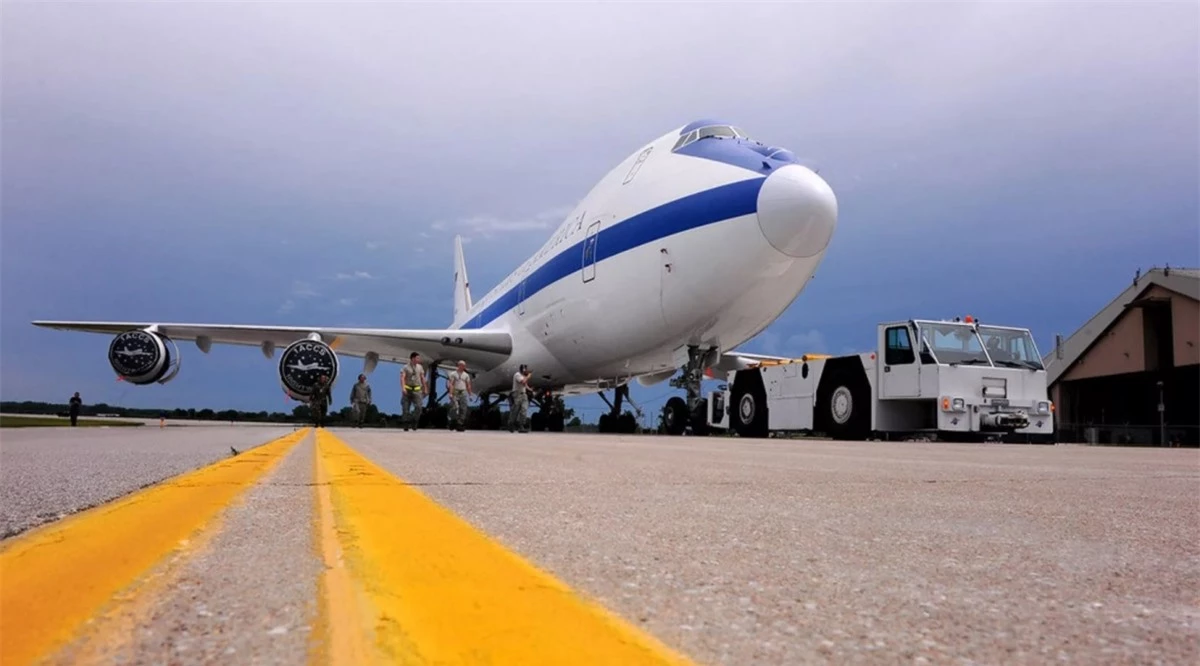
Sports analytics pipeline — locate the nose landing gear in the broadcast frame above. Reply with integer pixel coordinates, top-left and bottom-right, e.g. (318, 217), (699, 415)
(663, 345), (716, 436)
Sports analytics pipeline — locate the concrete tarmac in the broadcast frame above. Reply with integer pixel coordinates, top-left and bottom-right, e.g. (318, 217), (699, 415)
(0, 425), (298, 538)
(1, 426), (1196, 665)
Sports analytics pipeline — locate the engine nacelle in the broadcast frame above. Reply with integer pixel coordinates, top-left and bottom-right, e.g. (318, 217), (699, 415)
(108, 329), (182, 385)
(278, 338), (340, 402)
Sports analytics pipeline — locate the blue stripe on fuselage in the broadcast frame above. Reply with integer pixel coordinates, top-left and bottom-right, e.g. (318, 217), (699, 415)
(457, 177), (766, 330)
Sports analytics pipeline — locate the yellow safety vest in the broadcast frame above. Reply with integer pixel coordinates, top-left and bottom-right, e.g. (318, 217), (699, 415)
(403, 364), (423, 392)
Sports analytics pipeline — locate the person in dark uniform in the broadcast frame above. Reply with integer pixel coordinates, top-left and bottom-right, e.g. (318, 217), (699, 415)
(311, 374), (331, 428)
(349, 374), (372, 428)
(68, 392), (82, 427)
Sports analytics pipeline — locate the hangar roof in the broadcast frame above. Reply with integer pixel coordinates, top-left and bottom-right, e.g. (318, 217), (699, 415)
(1043, 267), (1200, 386)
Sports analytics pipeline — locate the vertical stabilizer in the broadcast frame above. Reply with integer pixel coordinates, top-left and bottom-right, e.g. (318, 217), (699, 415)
(452, 235), (473, 326)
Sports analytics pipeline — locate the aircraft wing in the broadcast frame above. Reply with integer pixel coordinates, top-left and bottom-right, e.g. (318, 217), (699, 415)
(31, 320), (513, 371)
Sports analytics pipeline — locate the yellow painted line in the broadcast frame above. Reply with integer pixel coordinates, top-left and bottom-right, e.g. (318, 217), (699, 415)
(46, 503), (232, 666)
(311, 430), (376, 665)
(312, 429), (696, 665)
(0, 428), (309, 666)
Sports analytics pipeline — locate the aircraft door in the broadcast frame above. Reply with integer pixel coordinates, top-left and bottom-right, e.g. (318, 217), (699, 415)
(582, 221), (600, 283)
(880, 325), (920, 398)
(517, 280), (527, 316)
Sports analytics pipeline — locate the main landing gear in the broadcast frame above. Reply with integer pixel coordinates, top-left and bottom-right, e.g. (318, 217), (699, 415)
(662, 345), (715, 436)
(597, 385), (642, 433)
(473, 390), (567, 432)
(474, 393), (505, 431)
(530, 390), (566, 432)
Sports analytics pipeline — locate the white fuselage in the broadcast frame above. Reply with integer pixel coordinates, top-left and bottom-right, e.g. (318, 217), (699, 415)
(452, 121), (839, 396)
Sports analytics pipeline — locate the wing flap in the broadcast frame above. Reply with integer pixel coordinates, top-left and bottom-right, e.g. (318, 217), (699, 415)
(32, 321), (512, 371)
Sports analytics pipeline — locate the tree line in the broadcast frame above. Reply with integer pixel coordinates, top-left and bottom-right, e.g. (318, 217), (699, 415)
(0, 400), (583, 430)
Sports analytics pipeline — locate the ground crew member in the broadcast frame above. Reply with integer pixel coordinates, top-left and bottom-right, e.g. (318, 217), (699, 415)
(509, 364), (530, 433)
(68, 392), (82, 427)
(350, 373), (372, 428)
(401, 352), (427, 431)
(447, 360), (473, 431)
(311, 374), (331, 428)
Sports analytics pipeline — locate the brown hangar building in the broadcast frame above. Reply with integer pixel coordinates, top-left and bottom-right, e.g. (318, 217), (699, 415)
(1043, 267), (1199, 446)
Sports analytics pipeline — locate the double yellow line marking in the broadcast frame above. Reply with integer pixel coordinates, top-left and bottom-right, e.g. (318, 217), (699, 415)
(0, 428), (309, 666)
(312, 430), (693, 664)
(1, 428), (694, 665)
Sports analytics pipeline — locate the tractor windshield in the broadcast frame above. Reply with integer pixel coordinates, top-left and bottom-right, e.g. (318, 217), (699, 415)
(978, 325), (1044, 370)
(915, 321), (991, 366)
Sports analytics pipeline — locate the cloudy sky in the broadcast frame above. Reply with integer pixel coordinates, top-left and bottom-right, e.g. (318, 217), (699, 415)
(2, 1), (1197, 423)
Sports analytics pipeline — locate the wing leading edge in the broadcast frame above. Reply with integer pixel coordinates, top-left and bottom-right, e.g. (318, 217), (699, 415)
(31, 321), (513, 371)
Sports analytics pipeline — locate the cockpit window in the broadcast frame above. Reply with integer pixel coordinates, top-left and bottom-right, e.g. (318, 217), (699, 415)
(672, 130), (698, 151)
(673, 124), (741, 152)
(696, 125), (737, 140)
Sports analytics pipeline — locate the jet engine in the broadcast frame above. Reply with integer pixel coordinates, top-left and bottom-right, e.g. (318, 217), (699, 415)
(277, 337), (340, 402)
(108, 329), (182, 385)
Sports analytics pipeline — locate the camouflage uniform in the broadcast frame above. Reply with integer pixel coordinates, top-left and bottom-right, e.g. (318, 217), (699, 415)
(447, 368), (471, 431)
(350, 378), (372, 427)
(509, 369), (529, 433)
(401, 361), (425, 430)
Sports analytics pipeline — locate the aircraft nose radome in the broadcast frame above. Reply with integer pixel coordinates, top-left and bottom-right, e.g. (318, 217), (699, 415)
(755, 164), (838, 258)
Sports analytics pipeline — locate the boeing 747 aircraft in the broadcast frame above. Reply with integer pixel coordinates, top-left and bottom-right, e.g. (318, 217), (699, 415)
(33, 120), (838, 435)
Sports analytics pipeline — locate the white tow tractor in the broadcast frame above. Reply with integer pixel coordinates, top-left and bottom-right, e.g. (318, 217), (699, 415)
(707, 317), (1056, 443)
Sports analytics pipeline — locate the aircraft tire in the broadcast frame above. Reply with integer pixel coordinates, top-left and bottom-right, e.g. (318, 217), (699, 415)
(663, 397), (688, 436)
(616, 411), (639, 433)
(547, 409), (565, 432)
(689, 398), (710, 436)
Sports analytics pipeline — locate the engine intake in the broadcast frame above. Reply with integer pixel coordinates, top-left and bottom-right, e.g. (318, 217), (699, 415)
(278, 338), (339, 402)
(108, 329), (181, 385)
